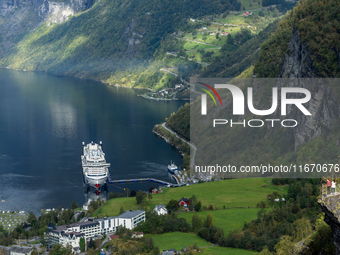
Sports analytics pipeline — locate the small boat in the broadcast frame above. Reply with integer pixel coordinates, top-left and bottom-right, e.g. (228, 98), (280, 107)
(167, 161), (178, 174)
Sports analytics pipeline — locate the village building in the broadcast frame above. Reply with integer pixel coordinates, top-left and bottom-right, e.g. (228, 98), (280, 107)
(48, 210), (145, 252)
(153, 204), (168, 215)
(9, 246), (32, 255)
(178, 197), (190, 207)
(131, 232), (144, 238)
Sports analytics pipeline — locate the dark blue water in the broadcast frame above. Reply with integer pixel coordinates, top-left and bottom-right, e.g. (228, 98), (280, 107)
(0, 69), (184, 215)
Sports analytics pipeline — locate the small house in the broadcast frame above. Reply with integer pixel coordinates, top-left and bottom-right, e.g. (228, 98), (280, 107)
(10, 246), (32, 255)
(178, 197), (189, 207)
(154, 204), (168, 215)
(132, 232), (144, 238)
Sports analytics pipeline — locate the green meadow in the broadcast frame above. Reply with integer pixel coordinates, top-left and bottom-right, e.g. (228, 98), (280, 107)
(93, 178), (287, 217)
(178, 208), (262, 236)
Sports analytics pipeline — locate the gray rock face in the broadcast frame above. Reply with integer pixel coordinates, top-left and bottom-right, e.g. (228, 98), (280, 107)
(319, 196), (340, 255)
(274, 28), (340, 149)
(42, 0), (94, 24)
(278, 28), (315, 78)
(0, 0), (93, 57)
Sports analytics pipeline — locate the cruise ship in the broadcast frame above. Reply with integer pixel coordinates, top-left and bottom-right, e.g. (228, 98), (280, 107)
(81, 141), (110, 189)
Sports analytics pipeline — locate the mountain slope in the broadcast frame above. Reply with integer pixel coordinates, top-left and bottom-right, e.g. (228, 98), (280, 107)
(1, 0), (241, 81)
(165, 0), (340, 175)
(0, 0), (94, 58)
(254, 0), (340, 78)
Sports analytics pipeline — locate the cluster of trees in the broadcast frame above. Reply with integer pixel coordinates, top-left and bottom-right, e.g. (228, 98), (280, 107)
(166, 195), (202, 213)
(222, 179), (335, 254)
(87, 198), (106, 214)
(0, 226), (12, 246)
(133, 180), (335, 254)
(109, 191), (123, 199)
(255, 0), (339, 78)
(165, 103), (190, 141)
(106, 226), (159, 255)
(154, 104), (191, 170)
(0, 200), (82, 247)
(262, 0), (284, 7)
(136, 211), (191, 234)
(136, 209), (227, 248)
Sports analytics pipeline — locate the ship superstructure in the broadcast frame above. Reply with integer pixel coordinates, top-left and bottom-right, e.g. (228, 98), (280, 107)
(81, 141), (110, 189)
(167, 161), (178, 174)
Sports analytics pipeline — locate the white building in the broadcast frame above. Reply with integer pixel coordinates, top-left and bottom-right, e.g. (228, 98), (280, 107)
(83, 200), (91, 211)
(116, 210), (145, 230)
(153, 204), (167, 215)
(96, 217), (116, 234)
(96, 210), (145, 234)
(10, 246), (32, 255)
(48, 210), (145, 251)
(48, 219), (100, 252)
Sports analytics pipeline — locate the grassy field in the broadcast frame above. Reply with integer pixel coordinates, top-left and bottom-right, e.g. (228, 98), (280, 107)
(183, 41), (220, 51)
(148, 232), (256, 254)
(93, 178), (287, 217)
(178, 208), (261, 236)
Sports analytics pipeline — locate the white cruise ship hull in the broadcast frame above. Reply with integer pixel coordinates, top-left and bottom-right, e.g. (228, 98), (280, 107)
(81, 141), (111, 189)
(84, 175), (108, 188)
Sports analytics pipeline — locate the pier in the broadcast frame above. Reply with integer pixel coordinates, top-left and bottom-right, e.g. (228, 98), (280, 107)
(108, 174), (178, 186)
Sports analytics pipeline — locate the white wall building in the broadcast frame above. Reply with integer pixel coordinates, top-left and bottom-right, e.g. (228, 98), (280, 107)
(96, 210), (145, 234)
(48, 219), (100, 252)
(10, 246), (32, 255)
(153, 204), (167, 215)
(48, 210), (145, 251)
(117, 210), (145, 229)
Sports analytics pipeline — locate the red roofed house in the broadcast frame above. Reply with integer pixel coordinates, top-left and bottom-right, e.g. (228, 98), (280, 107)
(179, 197), (189, 206)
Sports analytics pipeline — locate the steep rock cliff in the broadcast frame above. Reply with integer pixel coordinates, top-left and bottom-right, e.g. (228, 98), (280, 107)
(319, 196), (340, 255)
(272, 28), (340, 149)
(0, 0), (93, 57)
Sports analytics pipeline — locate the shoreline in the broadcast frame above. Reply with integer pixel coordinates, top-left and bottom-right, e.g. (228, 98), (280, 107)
(152, 128), (185, 158)
(1, 66), (156, 92)
(1, 67), (191, 102)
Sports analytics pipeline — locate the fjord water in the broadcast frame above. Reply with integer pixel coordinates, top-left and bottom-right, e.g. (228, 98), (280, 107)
(0, 69), (184, 214)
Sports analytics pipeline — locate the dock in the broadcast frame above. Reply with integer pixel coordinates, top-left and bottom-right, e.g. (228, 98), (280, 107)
(108, 174), (178, 186)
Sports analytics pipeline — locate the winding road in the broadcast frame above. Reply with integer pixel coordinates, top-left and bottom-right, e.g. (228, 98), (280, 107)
(161, 122), (197, 170)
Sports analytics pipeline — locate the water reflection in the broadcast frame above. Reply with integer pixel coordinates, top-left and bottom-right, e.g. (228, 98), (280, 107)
(83, 183), (109, 205)
(49, 101), (77, 138)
